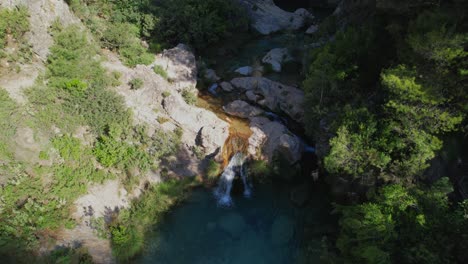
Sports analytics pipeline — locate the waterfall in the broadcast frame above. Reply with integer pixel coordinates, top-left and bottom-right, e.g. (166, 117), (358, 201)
(214, 152), (252, 206)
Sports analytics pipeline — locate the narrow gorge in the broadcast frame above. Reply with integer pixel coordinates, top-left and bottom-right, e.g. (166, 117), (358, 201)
(1, 0), (467, 264)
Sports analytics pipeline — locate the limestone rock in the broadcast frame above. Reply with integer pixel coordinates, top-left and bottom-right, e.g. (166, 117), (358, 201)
(306, 24), (319, 34)
(152, 44), (197, 90)
(248, 117), (303, 164)
(235, 66), (253, 76)
(231, 77), (304, 123)
(236, 0), (313, 35)
(220, 81), (234, 92)
(262, 48), (292, 72)
(223, 100), (263, 118)
(204, 69), (220, 82)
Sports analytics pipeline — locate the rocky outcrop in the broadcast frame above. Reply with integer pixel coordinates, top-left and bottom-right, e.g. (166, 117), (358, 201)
(223, 100), (263, 118)
(235, 66), (253, 76)
(262, 48), (292, 72)
(306, 24), (319, 34)
(152, 44), (197, 91)
(235, 0), (312, 34)
(104, 45), (229, 172)
(163, 94), (229, 156)
(230, 77), (305, 123)
(248, 117), (303, 164)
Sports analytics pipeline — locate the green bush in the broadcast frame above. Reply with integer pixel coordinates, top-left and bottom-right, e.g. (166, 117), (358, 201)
(119, 41), (154, 67)
(129, 78), (144, 90)
(156, 0), (248, 50)
(249, 160), (271, 177)
(182, 89), (197, 105)
(162, 91), (171, 98)
(153, 65), (168, 80)
(206, 159), (221, 181)
(0, 6), (29, 51)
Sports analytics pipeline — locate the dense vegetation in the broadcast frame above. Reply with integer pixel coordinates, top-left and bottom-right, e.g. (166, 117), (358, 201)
(303, 1), (467, 263)
(66, 0), (248, 65)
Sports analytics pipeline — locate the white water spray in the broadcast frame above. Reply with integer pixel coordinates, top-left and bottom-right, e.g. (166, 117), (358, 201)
(214, 152), (252, 206)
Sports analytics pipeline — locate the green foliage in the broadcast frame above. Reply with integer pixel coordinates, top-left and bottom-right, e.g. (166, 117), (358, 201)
(162, 91), (171, 98)
(336, 179), (468, 263)
(45, 26), (131, 134)
(93, 124), (151, 172)
(156, 0), (248, 50)
(206, 159), (221, 181)
(249, 160), (271, 178)
(153, 65), (168, 80)
(118, 41), (154, 67)
(0, 6), (29, 55)
(110, 178), (193, 261)
(129, 77), (144, 90)
(182, 89), (197, 105)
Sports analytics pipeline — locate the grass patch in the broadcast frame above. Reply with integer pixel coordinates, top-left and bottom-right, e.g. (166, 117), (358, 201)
(206, 159), (221, 182)
(153, 65), (168, 80)
(129, 78), (144, 90)
(182, 89), (197, 105)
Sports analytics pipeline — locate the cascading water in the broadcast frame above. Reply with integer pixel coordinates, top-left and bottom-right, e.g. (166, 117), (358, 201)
(214, 152), (252, 206)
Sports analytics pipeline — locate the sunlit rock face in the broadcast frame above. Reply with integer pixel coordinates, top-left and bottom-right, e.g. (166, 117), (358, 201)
(235, 0), (313, 34)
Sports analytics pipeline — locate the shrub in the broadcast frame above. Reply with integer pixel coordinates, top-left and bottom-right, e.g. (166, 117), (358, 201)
(153, 65), (168, 80)
(0, 6), (29, 50)
(162, 91), (171, 98)
(129, 78), (144, 90)
(249, 160), (271, 177)
(182, 89), (197, 105)
(156, 0), (248, 50)
(206, 159), (221, 181)
(119, 41), (154, 67)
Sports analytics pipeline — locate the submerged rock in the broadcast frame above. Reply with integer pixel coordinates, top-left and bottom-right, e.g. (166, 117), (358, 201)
(223, 100), (264, 118)
(231, 77), (304, 123)
(262, 48), (293, 72)
(271, 215), (295, 245)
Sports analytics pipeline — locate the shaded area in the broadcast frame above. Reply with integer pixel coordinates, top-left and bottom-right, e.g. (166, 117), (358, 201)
(136, 181), (333, 264)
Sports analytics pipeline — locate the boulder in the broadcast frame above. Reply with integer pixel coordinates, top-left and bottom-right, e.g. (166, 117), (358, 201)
(220, 81), (234, 92)
(248, 117), (303, 164)
(153, 44), (197, 90)
(262, 48), (292, 72)
(204, 68), (220, 82)
(235, 66), (253, 76)
(235, 0), (313, 35)
(306, 24), (319, 34)
(223, 100), (263, 118)
(163, 95), (229, 155)
(271, 215), (295, 245)
(231, 77), (304, 123)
